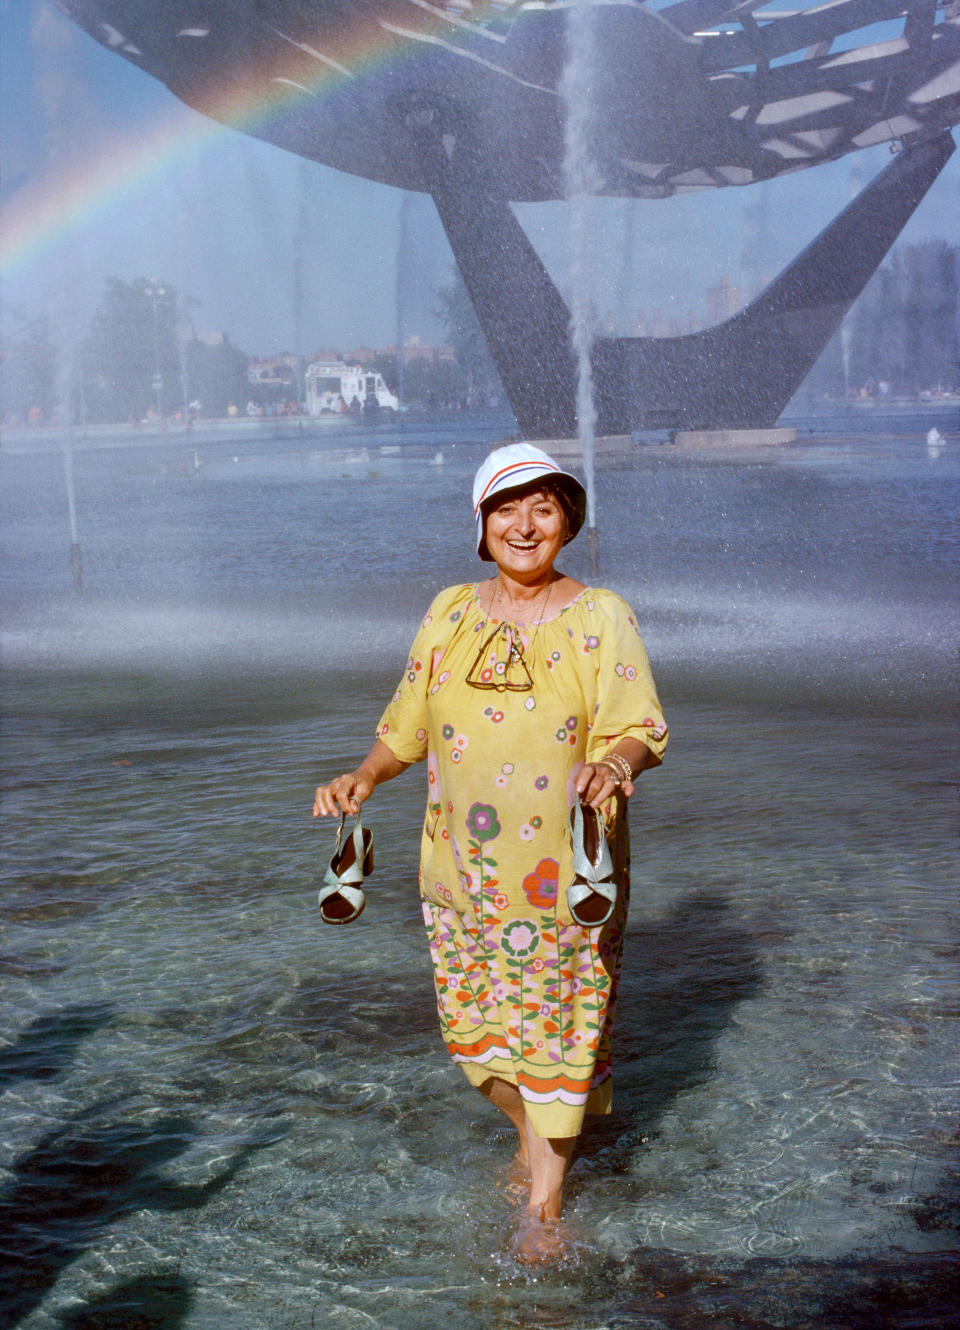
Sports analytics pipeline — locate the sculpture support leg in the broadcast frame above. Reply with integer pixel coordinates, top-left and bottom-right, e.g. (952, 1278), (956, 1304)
(398, 98), (576, 439)
(401, 98), (953, 439)
(606, 131), (956, 431)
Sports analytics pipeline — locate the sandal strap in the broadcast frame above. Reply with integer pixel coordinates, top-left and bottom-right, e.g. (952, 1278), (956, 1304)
(324, 811), (371, 888)
(569, 803), (615, 889)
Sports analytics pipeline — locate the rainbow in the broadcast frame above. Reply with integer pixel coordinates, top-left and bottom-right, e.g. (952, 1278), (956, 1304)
(0, 3), (478, 279)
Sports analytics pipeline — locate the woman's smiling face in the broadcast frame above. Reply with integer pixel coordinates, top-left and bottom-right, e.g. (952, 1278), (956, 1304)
(483, 486), (569, 580)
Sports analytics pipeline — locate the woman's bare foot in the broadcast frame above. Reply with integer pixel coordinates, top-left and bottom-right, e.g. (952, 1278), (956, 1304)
(509, 1205), (576, 1265)
(498, 1144), (532, 1202)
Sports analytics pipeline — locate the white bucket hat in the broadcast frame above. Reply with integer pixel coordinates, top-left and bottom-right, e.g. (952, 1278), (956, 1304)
(472, 443), (587, 560)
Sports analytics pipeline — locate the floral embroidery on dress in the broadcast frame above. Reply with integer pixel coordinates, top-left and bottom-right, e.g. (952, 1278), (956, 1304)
(522, 858), (559, 910)
(466, 803), (500, 841)
(501, 918), (541, 960)
(375, 582), (667, 1137)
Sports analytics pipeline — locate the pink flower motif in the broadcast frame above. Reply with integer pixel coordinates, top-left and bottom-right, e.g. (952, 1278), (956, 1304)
(519, 824), (534, 840)
(495, 775), (508, 788)
(501, 918), (541, 960)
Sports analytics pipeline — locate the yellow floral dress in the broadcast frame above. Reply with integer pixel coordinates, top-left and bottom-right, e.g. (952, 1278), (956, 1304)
(376, 583), (667, 1138)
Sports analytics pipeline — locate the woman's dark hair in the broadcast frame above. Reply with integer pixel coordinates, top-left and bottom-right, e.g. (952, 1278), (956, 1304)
(481, 476), (579, 540)
(539, 478), (579, 537)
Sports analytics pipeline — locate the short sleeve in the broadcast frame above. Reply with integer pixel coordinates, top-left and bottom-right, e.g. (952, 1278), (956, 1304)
(375, 585), (470, 765)
(584, 591), (668, 767)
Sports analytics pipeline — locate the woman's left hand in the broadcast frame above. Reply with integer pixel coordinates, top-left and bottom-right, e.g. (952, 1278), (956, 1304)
(575, 762), (634, 808)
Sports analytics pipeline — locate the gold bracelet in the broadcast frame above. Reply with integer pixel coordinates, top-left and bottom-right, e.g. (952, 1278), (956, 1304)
(602, 752), (633, 784)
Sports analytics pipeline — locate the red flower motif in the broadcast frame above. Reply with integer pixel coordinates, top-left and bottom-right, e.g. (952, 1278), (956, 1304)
(521, 857), (560, 910)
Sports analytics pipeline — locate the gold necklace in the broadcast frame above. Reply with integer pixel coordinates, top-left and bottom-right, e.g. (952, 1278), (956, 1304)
(494, 576), (553, 627)
(465, 579), (553, 693)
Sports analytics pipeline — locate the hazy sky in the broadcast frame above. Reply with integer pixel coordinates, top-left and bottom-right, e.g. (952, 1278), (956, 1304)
(2, 0), (957, 357)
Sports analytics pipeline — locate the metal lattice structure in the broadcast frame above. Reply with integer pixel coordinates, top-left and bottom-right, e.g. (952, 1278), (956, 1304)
(55, 2), (960, 435)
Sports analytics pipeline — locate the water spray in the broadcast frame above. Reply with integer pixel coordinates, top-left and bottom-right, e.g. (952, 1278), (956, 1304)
(561, 0), (600, 578)
(396, 193), (414, 420)
(35, 7), (87, 596)
(293, 161), (311, 435)
(60, 428), (83, 596)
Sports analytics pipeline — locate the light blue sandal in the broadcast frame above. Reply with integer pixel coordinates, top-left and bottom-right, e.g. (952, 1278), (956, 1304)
(317, 811), (374, 925)
(567, 803), (616, 928)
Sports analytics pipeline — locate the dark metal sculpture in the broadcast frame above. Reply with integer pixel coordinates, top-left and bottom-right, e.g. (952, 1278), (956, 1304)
(55, 1), (960, 435)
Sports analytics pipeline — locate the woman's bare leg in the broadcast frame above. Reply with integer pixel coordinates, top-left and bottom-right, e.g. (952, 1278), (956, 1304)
(510, 1122), (578, 1262)
(478, 1078), (580, 1259)
(479, 1077), (529, 1167)
(524, 1119), (576, 1221)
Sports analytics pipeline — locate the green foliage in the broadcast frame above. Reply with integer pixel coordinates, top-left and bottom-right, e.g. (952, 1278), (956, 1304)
(73, 276), (250, 422)
(82, 277), (182, 422)
(400, 355), (468, 410)
(0, 308), (56, 423)
(186, 337), (249, 417)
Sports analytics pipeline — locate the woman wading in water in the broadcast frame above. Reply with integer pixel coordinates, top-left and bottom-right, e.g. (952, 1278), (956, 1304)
(314, 443), (667, 1261)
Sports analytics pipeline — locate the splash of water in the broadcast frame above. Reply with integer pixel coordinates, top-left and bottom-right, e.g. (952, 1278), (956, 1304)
(561, 0), (600, 569)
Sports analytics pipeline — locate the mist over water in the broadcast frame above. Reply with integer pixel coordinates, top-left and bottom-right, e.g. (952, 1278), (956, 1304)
(562, 0), (600, 529)
(1, 411), (958, 1327)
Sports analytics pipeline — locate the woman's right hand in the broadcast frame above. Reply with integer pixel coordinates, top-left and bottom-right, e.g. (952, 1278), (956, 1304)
(312, 770), (374, 818)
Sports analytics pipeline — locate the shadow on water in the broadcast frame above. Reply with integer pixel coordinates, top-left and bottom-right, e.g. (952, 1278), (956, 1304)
(0, 1112), (259, 1328)
(56, 1270), (194, 1330)
(562, 1244), (960, 1330)
(583, 889), (763, 1164)
(0, 1002), (115, 1092)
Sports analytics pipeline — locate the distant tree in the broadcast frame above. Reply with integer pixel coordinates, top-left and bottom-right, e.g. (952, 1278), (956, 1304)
(371, 352), (399, 395)
(849, 240), (958, 394)
(801, 240), (958, 399)
(0, 308), (56, 424)
(401, 355), (469, 411)
(82, 277), (181, 422)
(436, 268), (503, 405)
(186, 337), (250, 416)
